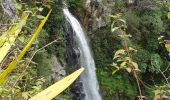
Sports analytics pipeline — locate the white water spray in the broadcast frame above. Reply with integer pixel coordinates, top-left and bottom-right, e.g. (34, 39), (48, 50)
(63, 8), (102, 100)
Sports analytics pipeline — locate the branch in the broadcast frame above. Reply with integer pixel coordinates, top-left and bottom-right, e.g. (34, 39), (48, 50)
(159, 69), (169, 84)
(163, 63), (170, 73)
(9, 39), (60, 91)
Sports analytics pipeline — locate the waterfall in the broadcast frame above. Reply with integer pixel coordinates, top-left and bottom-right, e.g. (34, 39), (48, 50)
(63, 8), (102, 100)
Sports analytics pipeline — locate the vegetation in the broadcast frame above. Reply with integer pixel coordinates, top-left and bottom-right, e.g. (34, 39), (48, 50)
(1, 0), (170, 100)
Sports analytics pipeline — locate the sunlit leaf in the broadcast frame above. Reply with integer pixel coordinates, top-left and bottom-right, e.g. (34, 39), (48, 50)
(167, 12), (170, 19)
(0, 9), (52, 84)
(120, 62), (127, 68)
(16, 3), (22, 10)
(118, 34), (132, 38)
(0, 13), (29, 63)
(112, 69), (119, 75)
(29, 68), (84, 100)
(111, 27), (119, 32)
(117, 19), (126, 24)
(109, 13), (122, 19)
(129, 47), (137, 52)
(158, 36), (164, 40)
(131, 61), (139, 70)
(111, 62), (119, 68)
(126, 68), (132, 73)
(114, 49), (125, 59)
(36, 15), (45, 19)
(38, 8), (44, 12)
(43, 4), (51, 9)
(165, 44), (170, 51)
(18, 34), (26, 43)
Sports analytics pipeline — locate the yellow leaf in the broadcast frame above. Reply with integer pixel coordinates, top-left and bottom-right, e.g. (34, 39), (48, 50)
(129, 47), (137, 52)
(120, 62), (126, 68)
(29, 68), (84, 100)
(126, 68), (132, 73)
(0, 13), (29, 63)
(114, 49), (125, 59)
(167, 12), (170, 19)
(165, 43), (170, 51)
(111, 27), (119, 32)
(131, 61), (139, 70)
(109, 13), (122, 19)
(112, 69), (119, 75)
(0, 9), (52, 84)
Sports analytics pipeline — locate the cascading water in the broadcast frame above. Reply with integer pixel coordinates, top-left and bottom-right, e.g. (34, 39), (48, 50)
(63, 8), (102, 100)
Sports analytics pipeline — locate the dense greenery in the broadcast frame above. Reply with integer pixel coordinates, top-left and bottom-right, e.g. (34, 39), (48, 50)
(90, 0), (170, 99)
(1, 0), (170, 100)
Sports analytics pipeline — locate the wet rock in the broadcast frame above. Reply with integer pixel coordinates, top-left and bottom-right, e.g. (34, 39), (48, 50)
(63, 16), (83, 100)
(63, 20), (80, 68)
(70, 81), (85, 100)
(51, 56), (66, 81)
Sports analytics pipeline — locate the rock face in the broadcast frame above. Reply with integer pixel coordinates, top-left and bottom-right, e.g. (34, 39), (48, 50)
(63, 19), (84, 100)
(2, 0), (17, 19)
(63, 20), (80, 68)
(84, 0), (115, 32)
(51, 56), (66, 81)
(0, 0), (17, 31)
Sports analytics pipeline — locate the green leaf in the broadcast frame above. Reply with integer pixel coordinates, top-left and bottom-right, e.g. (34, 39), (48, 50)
(167, 12), (170, 19)
(112, 69), (119, 75)
(18, 34), (26, 43)
(36, 15), (45, 19)
(154, 90), (161, 95)
(16, 3), (22, 10)
(111, 27), (119, 32)
(43, 4), (51, 9)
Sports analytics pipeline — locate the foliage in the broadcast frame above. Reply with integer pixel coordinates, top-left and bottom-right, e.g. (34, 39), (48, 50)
(112, 48), (139, 74)
(0, 13), (29, 63)
(110, 12), (146, 99)
(149, 53), (163, 73)
(0, 64), (46, 100)
(111, 13), (139, 74)
(90, 16), (138, 99)
(132, 49), (151, 73)
(0, 1), (70, 99)
(29, 68), (84, 100)
(146, 84), (170, 100)
(1, 0), (170, 99)
(97, 68), (137, 100)
(43, 1), (66, 59)
(66, 0), (84, 9)
(90, 27), (117, 69)
(114, 0), (126, 13)
(0, 9), (52, 84)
